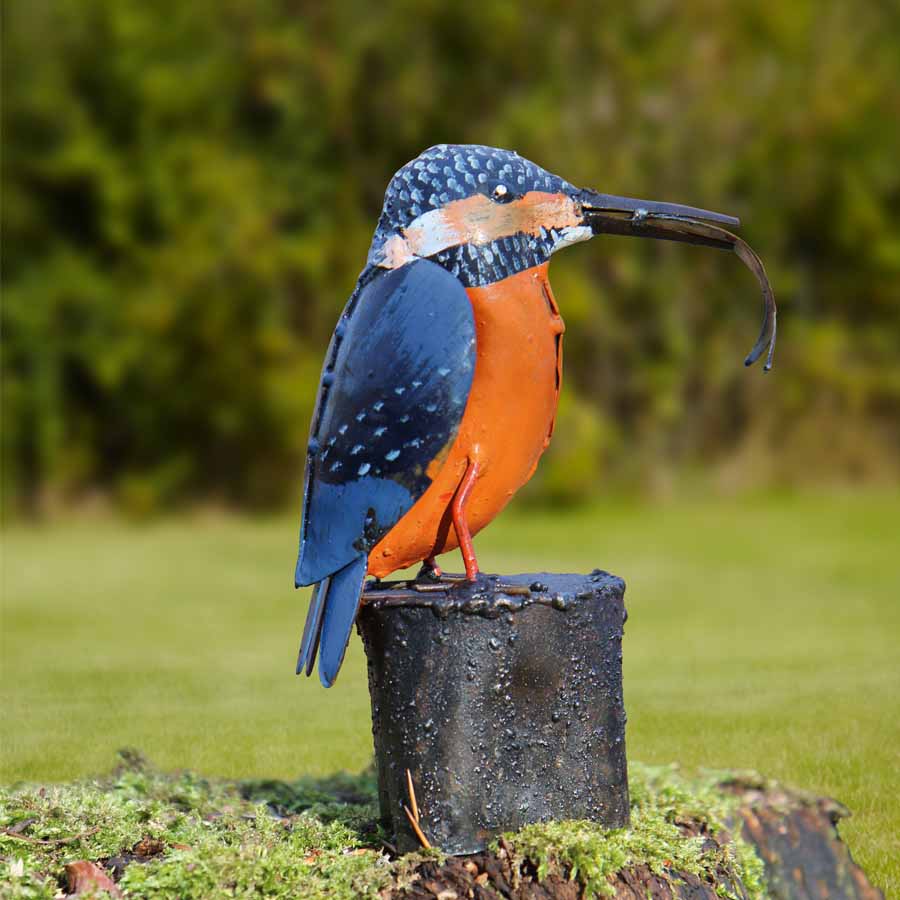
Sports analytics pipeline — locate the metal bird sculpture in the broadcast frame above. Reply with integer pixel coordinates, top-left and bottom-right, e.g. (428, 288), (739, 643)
(295, 144), (776, 686)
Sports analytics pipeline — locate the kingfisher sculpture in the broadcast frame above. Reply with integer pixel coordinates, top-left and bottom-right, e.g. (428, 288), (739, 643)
(295, 144), (776, 686)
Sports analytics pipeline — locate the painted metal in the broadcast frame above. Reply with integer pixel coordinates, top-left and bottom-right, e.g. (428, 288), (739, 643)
(368, 262), (564, 577)
(294, 143), (777, 685)
(295, 259), (475, 588)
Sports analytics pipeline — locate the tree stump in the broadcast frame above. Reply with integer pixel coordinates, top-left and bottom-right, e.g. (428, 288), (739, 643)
(387, 778), (883, 899)
(730, 779), (883, 900)
(357, 570), (629, 854)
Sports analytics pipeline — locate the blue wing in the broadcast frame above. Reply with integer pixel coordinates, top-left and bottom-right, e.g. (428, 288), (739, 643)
(293, 259), (475, 685)
(296, 259), (476, 586)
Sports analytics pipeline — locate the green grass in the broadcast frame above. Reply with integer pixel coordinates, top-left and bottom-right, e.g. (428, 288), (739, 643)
(3, 491), (899, 895)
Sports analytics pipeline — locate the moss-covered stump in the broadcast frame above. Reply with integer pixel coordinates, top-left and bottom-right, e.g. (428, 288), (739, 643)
(395, 780), (883, 899)
(392, 771), (881, 899)
(729, 780), (883, 900)
(0, 753), (882, 899)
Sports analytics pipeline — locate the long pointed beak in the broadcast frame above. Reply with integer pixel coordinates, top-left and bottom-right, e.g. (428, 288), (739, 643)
(577, 189), (777, 372)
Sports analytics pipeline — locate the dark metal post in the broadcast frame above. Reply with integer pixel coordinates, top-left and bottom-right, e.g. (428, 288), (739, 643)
(357, 570), (629, 854)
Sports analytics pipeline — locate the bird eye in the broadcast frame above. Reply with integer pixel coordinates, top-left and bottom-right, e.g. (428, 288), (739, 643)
(491, 184), (513, 203)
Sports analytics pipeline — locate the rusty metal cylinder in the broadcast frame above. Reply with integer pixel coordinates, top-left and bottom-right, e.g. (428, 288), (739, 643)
(357, 570), (629, 854)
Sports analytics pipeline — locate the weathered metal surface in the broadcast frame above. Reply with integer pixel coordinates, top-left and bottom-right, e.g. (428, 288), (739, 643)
(357, 570), (629, 854)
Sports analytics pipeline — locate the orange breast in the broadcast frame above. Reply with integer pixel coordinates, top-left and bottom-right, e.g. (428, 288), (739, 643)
(368, 263), (564, 578)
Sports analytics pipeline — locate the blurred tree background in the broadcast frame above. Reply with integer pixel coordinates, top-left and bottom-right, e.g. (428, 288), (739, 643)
(3, 0), (899, 516)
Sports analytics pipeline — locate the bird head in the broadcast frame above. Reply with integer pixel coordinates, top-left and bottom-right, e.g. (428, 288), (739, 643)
(369, 144), (775, 370)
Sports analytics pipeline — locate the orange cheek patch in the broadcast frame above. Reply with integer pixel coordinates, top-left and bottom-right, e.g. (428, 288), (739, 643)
(515, 192), (585, 236)
(403, 192), (583, 258)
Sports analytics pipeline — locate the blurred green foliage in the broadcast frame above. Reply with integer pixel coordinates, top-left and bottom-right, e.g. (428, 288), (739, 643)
(3, 0), (899, 513)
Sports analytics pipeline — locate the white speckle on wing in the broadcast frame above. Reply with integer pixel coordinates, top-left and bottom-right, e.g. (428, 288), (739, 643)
(358, 463), (371, 476)
(385, 449), (400, 461)
(438, 367), (451, 376)
(374, 426), (387, 437)
(373, 401), (384, 411)
(350, 444), (363, 455)
(338, 424), (348, 434)
(394, 386), (406, 395)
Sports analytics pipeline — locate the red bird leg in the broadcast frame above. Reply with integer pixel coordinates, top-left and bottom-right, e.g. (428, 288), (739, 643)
(452, 458), (480, 581)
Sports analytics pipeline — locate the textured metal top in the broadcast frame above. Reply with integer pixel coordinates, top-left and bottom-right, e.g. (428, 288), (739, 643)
(363, 569), (626, 617)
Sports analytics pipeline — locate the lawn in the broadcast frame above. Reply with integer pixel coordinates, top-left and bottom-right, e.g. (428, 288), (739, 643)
(2, 491), (898, 896)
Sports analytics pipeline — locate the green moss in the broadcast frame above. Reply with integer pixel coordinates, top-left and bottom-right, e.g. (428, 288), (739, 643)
(0, 753), (390, 900)
(118, 812), (391, 900)
(502, 763), (767, 898)
(1, 755), (768, 899)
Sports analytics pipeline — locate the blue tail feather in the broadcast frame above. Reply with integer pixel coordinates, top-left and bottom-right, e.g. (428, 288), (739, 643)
(296, 576), (330, 676)
(296, 556), (367, 687)
(318, 555), (368, 687)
